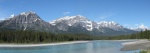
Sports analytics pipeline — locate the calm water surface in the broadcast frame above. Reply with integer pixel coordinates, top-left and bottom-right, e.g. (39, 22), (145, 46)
(0, 40), (140, 53)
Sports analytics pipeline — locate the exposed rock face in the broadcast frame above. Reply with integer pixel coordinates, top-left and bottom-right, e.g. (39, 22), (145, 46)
(49, 15), (136, 35)
(0, 12), (53, 31)
(0, 11), (136, 36)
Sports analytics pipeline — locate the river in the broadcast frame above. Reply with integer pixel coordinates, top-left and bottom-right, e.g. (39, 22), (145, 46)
(0, 40), (140, 53)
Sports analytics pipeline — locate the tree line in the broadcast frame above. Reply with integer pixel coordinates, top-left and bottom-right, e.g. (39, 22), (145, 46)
(0, 30), (105, 43)
(0, 29), (150, 43)
(110, 29), (150, 40)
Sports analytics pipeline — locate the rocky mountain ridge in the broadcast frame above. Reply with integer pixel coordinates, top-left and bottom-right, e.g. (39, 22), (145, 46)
(0, 12), (138, 36)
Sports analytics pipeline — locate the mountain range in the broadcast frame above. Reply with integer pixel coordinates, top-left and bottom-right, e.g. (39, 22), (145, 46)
(128, 24), (150, 31)
(0, 11), (148, 36)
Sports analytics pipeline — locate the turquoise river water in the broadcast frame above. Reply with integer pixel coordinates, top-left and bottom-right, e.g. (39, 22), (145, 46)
(0, 40), (140, 53)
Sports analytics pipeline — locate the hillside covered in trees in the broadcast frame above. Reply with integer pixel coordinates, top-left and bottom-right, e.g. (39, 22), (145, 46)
(0, 29), (150, 43)
(111, 29), (150, 40)
(0, 30), (102, 43)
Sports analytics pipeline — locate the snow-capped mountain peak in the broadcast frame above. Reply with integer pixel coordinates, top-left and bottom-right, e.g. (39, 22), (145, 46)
(97, 21), (118, 25)
(0, 14), (16, 21)
(49, 15), (95, 31)
(97, 21), (124, 31)
(21, 11), (36, 14)
(49, 15), (89, 25)
(130, 24), (149, 31)
(20, 11), (36, 16)
(10, 14), (15, 18)
(49, 16), (126, 31)
(0, 11), (51, 31)
(97, 21), (122, 27)
(53, 15), (87, 21)
(0, 12), (137, 35)
(138, 24), (149, 29)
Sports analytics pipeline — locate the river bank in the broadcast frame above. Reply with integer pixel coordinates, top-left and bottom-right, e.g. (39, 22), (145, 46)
(0, 41), (90, 47)
(121, 39), (150, 51)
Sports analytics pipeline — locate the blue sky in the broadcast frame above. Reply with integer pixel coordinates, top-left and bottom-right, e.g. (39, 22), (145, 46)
(0, 0), (150, 28)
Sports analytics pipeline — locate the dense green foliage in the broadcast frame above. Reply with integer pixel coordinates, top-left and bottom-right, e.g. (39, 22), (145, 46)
(0, 29), (150, 43)
(110, 30), (150, 40)
(0, 30), (107, 43)
(139, 50), (148, 53)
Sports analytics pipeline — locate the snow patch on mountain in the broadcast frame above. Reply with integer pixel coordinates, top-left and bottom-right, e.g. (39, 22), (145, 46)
(33, 18), (41, 22)
(0, 11), (52, 31)
(0, 14), (16, 21)
(10, 14), (15, 18)
(97, 21), (124, 31)
(138, 24), (149, 29)
(85, 21), (93, 31)
(49, 15), (95, 31)
(0, 13), (30, 24)
(21, 11), (35, 15)
(49, 15), (127, 31)
(0, 12), (137, 35)
(130, 24), (149, 31)
(49, 15), (88, 26)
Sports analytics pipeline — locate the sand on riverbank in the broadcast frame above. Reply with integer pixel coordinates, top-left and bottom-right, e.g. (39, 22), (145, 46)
(121, 39), (150, 51)
(0, 41), (90, 47)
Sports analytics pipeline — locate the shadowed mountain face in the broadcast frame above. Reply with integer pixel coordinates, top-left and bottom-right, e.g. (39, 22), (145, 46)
(0, 12), (54, 31)
(0, 12), (137, 36)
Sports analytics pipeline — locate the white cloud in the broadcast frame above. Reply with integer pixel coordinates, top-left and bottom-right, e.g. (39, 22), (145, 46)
(127, 23), (149, 31)
(63, 12), (70, 15)
(0, 14), (6, 20)
(0, 14), (15, 20)
(130, 23), (148, 29)
(124, 23), (149, 28)
(129, 24), (150, 31)
(10, 14), (15, 17)
(0, 18), (6, 20)
(0, 8), (12, 20)
(0, 14), (7, 20)
(138, 24), (148, 29)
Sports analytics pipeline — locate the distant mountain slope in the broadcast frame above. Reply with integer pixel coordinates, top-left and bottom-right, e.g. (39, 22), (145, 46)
(0, 11), (137, 36)
(129, 24), (150, 31)
(0, 11), (54, 31)
(49, 15), (137, 35)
